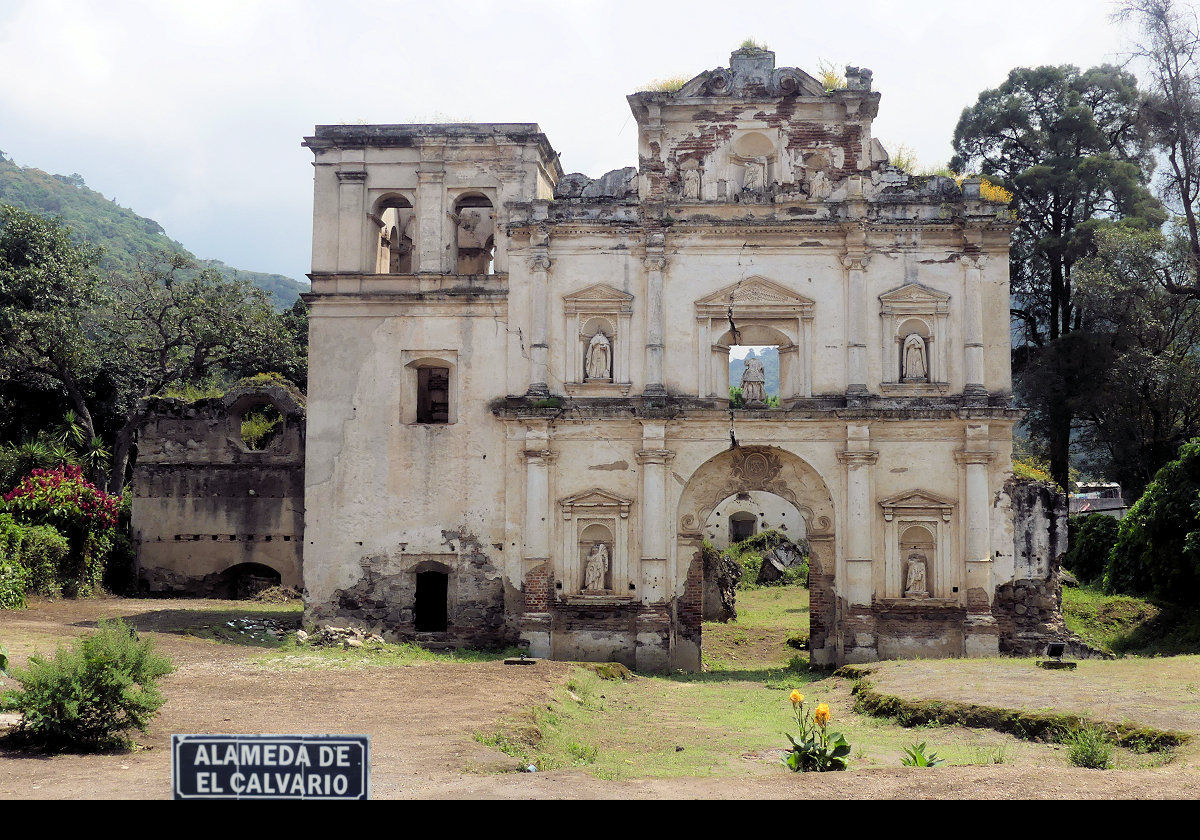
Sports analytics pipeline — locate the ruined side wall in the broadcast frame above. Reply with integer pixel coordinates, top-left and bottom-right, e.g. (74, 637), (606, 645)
(991, 477), (1099, 657)
(131, 384), (305, 595)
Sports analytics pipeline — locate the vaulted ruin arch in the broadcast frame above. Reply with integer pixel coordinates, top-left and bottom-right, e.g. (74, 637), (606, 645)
(674, 445), (837, 666)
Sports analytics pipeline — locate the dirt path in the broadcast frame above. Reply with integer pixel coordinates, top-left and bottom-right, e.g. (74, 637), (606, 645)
(2, 598), (1198, 799)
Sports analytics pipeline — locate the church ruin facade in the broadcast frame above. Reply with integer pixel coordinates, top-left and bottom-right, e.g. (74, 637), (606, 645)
(298, 48), (1033, 669)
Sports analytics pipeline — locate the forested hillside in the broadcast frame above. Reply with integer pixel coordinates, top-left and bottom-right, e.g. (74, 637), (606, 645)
(0, 151), (306, 308)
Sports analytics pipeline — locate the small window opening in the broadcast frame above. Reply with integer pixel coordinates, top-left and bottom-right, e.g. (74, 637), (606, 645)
(414, 571), (449, 631)
(373, 197), (414, 274)
(416, 367), (450, 424)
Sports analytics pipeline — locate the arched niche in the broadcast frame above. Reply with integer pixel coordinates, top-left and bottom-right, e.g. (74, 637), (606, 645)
(579, 522), (614, 592)
(879, 283), (950, 393)
(879, 489), (955, 600)
(558, 488), (632, 599)
(695, 277), (814, 403)
(369, 193), (415, 274)
(562, 283), (634, 396)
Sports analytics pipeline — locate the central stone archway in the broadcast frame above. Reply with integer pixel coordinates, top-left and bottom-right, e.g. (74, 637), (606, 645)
(674, 445), (837, 668)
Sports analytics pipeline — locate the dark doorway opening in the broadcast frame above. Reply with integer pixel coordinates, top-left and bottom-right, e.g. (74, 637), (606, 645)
(223, 562), (282, 599)
(414, 571), (449, 631)
(729, 511), (757, 543)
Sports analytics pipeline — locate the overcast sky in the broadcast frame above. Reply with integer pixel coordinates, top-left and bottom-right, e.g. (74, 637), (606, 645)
(0, 0), (1139, 282)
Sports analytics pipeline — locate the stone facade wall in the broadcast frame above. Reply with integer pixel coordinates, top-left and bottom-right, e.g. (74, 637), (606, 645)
(131, 383), (305, 595)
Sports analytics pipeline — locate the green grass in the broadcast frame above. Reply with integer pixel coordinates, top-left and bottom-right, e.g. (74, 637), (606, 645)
(1062, 585), (1200, 655)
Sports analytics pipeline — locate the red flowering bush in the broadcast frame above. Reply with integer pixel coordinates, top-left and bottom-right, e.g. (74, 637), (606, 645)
(2, 466), (121, 597)
(3, 465), (120, 532)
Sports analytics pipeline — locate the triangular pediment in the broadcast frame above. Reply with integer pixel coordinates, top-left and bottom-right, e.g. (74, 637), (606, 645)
(563, 283), (634, 303)
(879, 489), (956, 513)
(879, 283), (951, 314)
(695, 277), (814, 315)
(559, 487), (634, 512)
(563, 283), (634, 314)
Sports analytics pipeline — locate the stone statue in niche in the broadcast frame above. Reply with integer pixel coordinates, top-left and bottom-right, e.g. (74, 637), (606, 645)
(585, 331), (612, 381)
(742, 156), (767, 193)
(902, 334), (928, 382)
(583, 542), (610, 592)
(682, 165), (701, 200)
(740, 357), (767, 406)
(904, 551), (929, 598)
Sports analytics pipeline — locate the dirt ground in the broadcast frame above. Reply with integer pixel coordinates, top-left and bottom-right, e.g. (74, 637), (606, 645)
(2, 597), (1199, 799)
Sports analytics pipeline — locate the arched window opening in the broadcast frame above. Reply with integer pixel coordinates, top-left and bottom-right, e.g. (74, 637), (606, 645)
(239, 402), (284, 451)
(728, 345), (780, 408)
(414, 570), (449, 631)
(452, 193), (495, 275)
(372, 196), (414, 274)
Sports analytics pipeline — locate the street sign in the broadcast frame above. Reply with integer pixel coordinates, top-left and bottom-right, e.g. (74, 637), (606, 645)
(172, 735), (369, 800)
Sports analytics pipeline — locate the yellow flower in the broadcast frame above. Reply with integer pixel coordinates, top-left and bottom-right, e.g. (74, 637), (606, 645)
(789, 690), (804, 705)
(814, 703), (831, 727)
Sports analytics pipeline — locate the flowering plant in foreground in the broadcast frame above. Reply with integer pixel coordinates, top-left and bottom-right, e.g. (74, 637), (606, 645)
(2, 465), (121, 532)
(783, 690), (850, 772)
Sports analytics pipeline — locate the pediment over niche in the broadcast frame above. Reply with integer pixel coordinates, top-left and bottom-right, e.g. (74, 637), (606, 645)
(878, 489), (956, 522)
(559, 488), (633, 519)
(563, 283), (634, 314)
(879, 283), (951, 316)
(695, 277), (815, 318)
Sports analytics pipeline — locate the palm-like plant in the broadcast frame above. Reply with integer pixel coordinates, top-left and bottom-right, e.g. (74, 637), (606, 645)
(901, 742), (946, 767)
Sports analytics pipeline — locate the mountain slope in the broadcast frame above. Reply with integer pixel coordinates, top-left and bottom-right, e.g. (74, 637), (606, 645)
(0, 152), (306, 308)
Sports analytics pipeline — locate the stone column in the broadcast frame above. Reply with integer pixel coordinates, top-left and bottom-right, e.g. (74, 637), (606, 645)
(962, 254), (988, 401)
(527, 227), (551, 397)
(643, 231), (667, 397)
(416, 149), (446, 274)
(335, 167), (367, 274)
(837, 422), (878, 664)
(519, 425), (555, 657)
(843, 251), (871, 399)
(637, 421), (675, 671)
(957, 422), (998, 656)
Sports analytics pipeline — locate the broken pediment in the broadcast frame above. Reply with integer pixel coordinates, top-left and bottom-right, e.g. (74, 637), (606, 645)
(562, 283), (635, 314)
(672, 49), (828, 99)
(878, 489), (956, 522)
(879, 283), (951, 316)
(559, 488), (633, 519)
(695, 276), (815, 318)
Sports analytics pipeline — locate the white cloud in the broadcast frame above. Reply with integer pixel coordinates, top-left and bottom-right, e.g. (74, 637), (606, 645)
(0, 0), (1139, 280)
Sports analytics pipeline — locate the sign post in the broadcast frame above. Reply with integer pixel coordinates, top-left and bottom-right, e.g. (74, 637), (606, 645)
(172, 735), (370, 800)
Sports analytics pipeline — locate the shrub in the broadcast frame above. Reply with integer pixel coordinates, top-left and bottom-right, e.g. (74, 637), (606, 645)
(1, 618), (174, 751)
(1105, 439), (1200, 602)
(0, 515), (29, 609)
(1065, 726), (1113, 769)
(18, 524), (69, 597)
(1064, 514), (1119, 583)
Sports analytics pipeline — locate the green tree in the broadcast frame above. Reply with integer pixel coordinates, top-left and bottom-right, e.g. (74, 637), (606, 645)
(1072, 226), (1200, 497)
(1119, 0), (1200, 291)
(951, 64), (1166, 489)
(0, 205), (107, 449)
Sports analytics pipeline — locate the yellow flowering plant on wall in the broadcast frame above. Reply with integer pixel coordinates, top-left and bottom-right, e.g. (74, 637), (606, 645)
(783, 691), (850, 772)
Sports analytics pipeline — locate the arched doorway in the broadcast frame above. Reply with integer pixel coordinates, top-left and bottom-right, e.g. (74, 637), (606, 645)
(674, 445), (837, 669)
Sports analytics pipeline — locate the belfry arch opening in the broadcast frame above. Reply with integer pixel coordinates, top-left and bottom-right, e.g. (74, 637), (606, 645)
(452, 193), (495, 275)
(675, 445), (837, 670)
(371, 195), (414, 273)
